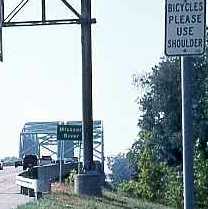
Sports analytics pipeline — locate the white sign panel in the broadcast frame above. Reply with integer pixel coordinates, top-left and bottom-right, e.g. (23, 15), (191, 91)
(165, 0), (206, 56)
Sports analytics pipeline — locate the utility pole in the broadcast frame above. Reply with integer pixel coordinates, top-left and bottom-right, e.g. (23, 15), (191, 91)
(74, 0), (102, 196)
(81, 0), (93, 172)
(181, 56), (194, 209)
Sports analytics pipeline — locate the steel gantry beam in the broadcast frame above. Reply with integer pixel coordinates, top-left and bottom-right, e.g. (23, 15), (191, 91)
(2, 0), (94, 27)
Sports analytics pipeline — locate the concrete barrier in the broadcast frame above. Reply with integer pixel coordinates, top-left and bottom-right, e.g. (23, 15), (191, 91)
(16, 162), (78, 198)
(74, 173), (102, 196)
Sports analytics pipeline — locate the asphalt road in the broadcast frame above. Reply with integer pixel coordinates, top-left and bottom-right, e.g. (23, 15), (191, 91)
(0, 166), (34, 209)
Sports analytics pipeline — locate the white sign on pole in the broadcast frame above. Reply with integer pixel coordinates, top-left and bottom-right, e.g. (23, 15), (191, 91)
(165, 0), (206, 56)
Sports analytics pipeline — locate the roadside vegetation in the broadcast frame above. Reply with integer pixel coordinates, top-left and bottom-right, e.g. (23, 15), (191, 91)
(17, 183), (173, 209)
(108, 48), (208, 209)
(1, 156), (19, 166)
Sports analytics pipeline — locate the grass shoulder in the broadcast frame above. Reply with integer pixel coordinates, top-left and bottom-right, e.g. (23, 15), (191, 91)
(17, 183), (174, 209)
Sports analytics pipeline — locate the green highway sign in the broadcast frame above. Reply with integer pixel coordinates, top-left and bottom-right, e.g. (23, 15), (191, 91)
(57, 124), (82, 141)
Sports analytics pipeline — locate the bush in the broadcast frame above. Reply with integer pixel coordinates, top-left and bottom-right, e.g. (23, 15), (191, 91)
(117, 180), (139, 196)
(65, 169), (77, 185)
(164, 167), (183, 209)
(116, 139), (208, 209)
(194, 146), (208, 209)
(119, 145), (208, 209)
(118, 147), (169, 203)
(118, 147), (183, 208)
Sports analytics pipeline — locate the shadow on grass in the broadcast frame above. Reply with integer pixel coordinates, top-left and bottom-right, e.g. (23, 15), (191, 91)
(52, 190), (141, 209)
(96, 194), (133, 209)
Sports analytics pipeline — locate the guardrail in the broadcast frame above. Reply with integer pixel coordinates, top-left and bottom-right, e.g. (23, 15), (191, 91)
(16, 176), (50, 198)
(16, 162), (78, 198)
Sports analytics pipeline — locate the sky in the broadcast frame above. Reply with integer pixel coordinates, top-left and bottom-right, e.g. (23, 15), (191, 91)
(0, 0), (164, 158)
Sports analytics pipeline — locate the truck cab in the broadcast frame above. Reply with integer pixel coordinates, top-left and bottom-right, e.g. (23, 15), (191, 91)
(0, 161), (3, 170)
(22, 155), (38, 170)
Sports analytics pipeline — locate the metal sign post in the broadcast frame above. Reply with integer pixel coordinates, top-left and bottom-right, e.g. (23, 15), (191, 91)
(165, 1), (206, 209)
(59, 140), (63, 183)
(81, 0), (94, 172)
(181, 56), (194, 209)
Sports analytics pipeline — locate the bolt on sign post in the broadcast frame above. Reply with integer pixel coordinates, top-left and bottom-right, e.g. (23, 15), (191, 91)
(165, 1), (206, 209)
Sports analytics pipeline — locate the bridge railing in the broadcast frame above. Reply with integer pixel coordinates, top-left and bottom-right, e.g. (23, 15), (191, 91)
(16, 162), (78, 198)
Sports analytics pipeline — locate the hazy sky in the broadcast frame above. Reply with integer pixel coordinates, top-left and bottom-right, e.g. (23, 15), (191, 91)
(0, 0), (164, 158)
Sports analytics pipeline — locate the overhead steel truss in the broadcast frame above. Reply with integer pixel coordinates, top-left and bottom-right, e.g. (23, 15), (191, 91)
(19, 120), (104, 172)
(3, 0), (96, 27)
(0, 0), (96, 60)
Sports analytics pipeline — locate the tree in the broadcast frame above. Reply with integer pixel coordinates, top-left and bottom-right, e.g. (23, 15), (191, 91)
(130, 49), (208, 167)
(130, 57), (182, 167)
(107, 153), (135, 185)
(1, 156), (20, 166)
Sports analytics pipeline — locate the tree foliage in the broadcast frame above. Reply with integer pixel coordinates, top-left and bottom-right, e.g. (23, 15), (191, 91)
(128, 57), (183, 171)
(122, 48), (208, 208)
(1, 156), (20, 166)
(107, 153), (135, 186)
(130, 50), (208, 168)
